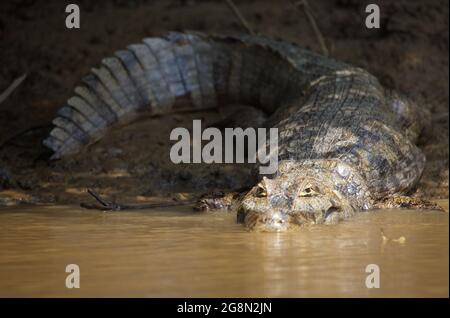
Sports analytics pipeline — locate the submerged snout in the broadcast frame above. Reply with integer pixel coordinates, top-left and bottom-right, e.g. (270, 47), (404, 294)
(242, 205), (344, 231)
(245, 211), (292, 232)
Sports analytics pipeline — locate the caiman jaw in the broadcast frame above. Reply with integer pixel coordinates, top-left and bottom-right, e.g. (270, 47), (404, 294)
(245, 211), (292, 232)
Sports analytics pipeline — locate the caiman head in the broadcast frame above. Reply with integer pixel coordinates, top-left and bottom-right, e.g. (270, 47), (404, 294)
(237, 160), (371, 232)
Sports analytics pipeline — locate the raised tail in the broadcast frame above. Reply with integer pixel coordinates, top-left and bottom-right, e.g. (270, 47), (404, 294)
(43, 32), (347, 159)
(43, 32), (222, 159)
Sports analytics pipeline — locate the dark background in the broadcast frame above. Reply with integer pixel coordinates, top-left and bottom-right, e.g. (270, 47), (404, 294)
(0, 0), (448, 204)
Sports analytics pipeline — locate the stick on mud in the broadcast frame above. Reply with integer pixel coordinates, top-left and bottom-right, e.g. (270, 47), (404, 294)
(80, 188), (195, 211)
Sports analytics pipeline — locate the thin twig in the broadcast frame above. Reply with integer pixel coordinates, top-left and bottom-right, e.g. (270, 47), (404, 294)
(87, 188), (110, 207)
(225, 0), (255, 35)
(0, 74), (27, 106)
(290, 0), (329, 57)
(80, 188), (195, 211)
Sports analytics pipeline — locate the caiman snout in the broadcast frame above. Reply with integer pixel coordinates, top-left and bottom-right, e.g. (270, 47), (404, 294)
(246, 211), (292, 232)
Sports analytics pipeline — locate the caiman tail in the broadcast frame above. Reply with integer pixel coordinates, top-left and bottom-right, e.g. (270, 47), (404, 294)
(43, 32), (349, 159)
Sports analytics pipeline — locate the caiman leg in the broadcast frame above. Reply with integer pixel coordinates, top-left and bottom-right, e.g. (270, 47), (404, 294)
(193, 104), (266, 212)
(81, 189), (196, 211)
(194, 104), (267, 211)
(194, 190), (247, 212)
(376, 92), (442, 211)
(374, 195), (444, 211)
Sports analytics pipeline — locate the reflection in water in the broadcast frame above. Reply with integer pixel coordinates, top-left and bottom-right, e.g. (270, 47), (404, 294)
(0, 201), (448, 297)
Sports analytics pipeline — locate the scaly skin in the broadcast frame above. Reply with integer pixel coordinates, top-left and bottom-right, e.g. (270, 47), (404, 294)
(43, 32), (436, 231)
(234, 68), (432, 231)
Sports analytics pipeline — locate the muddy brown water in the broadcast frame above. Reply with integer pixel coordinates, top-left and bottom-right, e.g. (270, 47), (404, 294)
(0, 200), (448, 297)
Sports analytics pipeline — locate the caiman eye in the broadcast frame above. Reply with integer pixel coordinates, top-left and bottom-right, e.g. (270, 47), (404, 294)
(254, 184), (267, 197)
(298, 185), (321, 197)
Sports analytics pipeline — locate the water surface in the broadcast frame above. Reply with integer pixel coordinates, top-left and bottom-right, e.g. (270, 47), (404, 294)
(0, 201), (448, 297)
